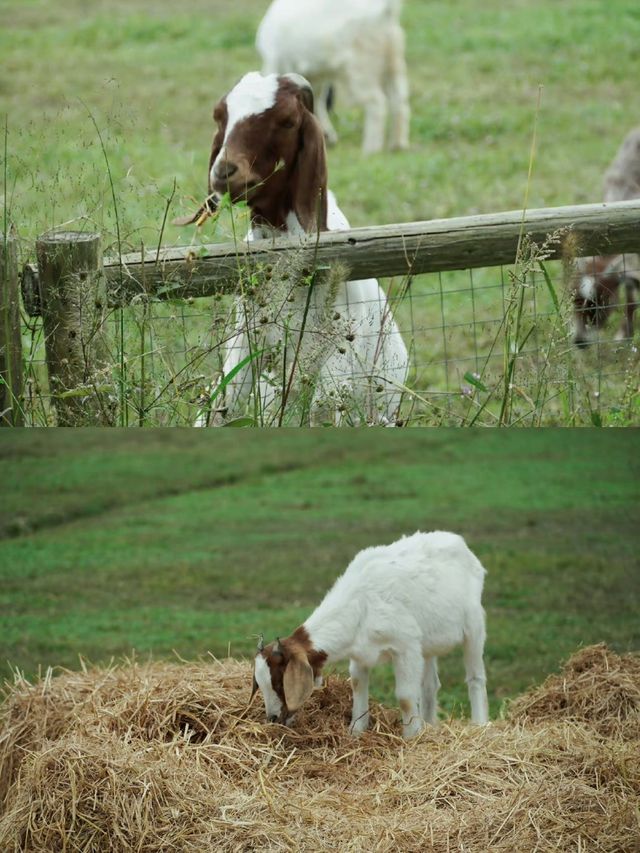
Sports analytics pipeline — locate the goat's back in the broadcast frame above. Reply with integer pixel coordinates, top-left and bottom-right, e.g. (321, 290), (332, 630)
(257, 0), (402, 76)
(603, 126), (640, 202)
(317, 532), (486, 652)
(342, 530), (485, 587)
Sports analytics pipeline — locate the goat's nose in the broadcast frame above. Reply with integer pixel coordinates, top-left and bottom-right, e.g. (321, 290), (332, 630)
(216, 160), (238, 181)
(268, 714), (278, 723)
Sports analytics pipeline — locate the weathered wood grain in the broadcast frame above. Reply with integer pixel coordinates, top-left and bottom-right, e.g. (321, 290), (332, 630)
(22, 200), (640, 313)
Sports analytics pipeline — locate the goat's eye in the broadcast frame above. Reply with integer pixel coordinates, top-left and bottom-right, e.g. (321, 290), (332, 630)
(280, 119), (296, 130)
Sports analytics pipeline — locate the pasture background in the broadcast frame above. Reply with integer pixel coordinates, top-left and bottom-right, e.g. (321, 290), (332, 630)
(2, 0), (640, 425)
(1, 429), (638, 718)
(3, 0), (640, 232)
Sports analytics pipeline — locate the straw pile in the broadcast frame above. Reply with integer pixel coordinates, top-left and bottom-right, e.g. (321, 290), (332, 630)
(1, 644), (638, 852)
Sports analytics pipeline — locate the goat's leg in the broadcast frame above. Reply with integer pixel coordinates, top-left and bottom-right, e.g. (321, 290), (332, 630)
(393, 647), (424, 738)
(572, 308), (591, 348)
(349, 659), (370, 734)
(384, 23), (410, 151)
(315, 80), (339, 147)
(615, 278), (639, 340)
(373, 318), (409, 424)
(463, 613), (489, 724)
(193, 340), (249, 427)
(421, 656), (440, 725)
(360, 87), (388, 154)
(195, 304), (257, 426)
(212, 336), (255, 424)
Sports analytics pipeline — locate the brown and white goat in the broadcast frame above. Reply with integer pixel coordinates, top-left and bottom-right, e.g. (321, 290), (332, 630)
(252, 531), (489, 739)
(571, 127), (640, 347)
(571, 254), (639, 347)
(179, 71), (408, 425)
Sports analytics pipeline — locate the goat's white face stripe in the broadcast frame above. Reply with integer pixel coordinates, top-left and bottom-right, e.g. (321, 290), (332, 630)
(579, 275), (597, 301)
(211, 72), (280, 182)
(225, 72), (279, 140)
(254, 653), (283, 719)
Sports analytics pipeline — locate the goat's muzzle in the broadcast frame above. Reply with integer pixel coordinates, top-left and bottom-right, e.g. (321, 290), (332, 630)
(210, 153), (261, 201)
(211, 174), (258, 202)
(271, 708), (292, 726)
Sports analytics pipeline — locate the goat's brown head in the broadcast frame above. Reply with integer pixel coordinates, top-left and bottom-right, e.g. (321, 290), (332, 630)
(571, 255), (626, 346)
(251, 632), (316, 725)
(207, 71), (328, 234)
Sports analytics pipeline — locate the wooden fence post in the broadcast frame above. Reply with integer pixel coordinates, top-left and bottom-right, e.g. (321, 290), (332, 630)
(0, 231), (24, 426)
(36, 231), (113, 426)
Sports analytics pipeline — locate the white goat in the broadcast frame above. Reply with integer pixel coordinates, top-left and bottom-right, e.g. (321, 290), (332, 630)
(177, 72), (408, 426)
(256, 0), (410, 153)
(252, 531), (489, 739)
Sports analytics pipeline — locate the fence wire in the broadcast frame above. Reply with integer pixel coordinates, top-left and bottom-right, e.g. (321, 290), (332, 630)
(20, 251), (639, 426)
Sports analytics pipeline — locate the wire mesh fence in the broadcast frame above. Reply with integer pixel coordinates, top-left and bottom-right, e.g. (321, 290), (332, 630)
(17, 241), (639, 427)
(397, 257), (638, 425)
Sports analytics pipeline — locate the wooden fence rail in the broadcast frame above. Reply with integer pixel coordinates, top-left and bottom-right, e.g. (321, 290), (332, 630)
(20, 199), (640, 315)
(6, 199), (640, 425)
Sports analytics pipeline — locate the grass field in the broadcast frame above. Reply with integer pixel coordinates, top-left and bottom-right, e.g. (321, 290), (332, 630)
(4, 0), (639, 232)
(1, 429), (638, 719)
(2, 0), (640, 425)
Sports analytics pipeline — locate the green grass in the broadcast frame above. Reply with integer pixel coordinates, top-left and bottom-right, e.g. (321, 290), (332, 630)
(1, 429), (638, 718)
(4, 0), (639, 231)
(2, 0), (640, 425)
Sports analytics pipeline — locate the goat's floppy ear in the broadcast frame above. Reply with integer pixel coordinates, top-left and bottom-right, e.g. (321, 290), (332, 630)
(250, 674), (259, 701)
(282, 651), (315, 712)
(208, 126), (224, 194)
(291, 106), (328, 234)
(208, 98), (228, 193)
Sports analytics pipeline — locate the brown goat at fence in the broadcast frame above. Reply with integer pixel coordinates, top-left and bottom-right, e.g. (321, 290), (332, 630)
(572, 254), (639, 346)
(571, 127), (640, 347)
(176, 71), (408, 426)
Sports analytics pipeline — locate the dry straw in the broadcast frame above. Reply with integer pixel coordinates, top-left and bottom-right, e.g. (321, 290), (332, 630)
(0, 644), (638, 852)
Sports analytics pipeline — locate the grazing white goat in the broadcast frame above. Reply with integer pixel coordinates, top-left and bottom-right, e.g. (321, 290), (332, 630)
(177, 72), (408, 426)
(252, 531), (489, 739)
(572, 126), (640, 346)
(256, 0), (410, 153)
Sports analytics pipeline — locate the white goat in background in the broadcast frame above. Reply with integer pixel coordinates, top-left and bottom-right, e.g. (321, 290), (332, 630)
(256, 0), (410, 153)
(253, 531), (489, 739)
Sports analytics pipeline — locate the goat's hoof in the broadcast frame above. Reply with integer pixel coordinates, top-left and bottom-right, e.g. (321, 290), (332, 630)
(349, 718), (369, 736)
(402, 719), (425, 739)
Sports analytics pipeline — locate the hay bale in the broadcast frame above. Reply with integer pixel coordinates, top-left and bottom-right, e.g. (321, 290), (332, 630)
(507, 642), (640, 738)
(1, 646), (639, 852)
